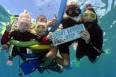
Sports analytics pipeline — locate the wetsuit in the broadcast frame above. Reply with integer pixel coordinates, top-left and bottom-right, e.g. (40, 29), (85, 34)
(58, 17), (103, 63)
(58, 5), (82, 55)
(58, 17), (81, 55)
(76, 22), (103, 63)
(1, 30), (40, 60)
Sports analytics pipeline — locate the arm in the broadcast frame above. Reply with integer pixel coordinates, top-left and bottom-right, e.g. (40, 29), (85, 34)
(80, 26), (103, 53)
(89, 28), (103, 52)
(1, 31), (10, 45)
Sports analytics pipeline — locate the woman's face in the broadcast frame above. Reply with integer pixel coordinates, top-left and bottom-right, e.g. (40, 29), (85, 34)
(82, 10), (96, 23)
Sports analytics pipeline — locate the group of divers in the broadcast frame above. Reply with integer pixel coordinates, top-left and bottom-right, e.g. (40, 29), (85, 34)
(1, 1), (103, 74)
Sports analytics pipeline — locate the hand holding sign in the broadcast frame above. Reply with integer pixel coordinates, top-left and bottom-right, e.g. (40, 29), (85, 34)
(80, 30), (90, 44)
(51, 24), (85, 46)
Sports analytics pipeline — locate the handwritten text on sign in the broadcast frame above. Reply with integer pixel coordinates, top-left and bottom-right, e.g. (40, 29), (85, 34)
(52, 24), (85, 46)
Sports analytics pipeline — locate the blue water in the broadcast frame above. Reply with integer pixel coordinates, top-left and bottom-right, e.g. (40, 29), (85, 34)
(0, 0), (116, 77)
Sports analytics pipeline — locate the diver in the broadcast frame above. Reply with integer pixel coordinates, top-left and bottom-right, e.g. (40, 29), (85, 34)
(1, 11), (41, 65)
(31, 15), (63, 73)
(57, 1), (82, 69)
(58, 1), (103, 68)
(76, 4), (103, 63)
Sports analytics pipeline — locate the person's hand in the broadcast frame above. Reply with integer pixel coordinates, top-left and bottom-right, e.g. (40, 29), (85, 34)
(2, 44), (9, 49)
(6, 60), (13, 66)
(80, 30), (90, 44)
(6, 25), (11, 32)
(47, 19), (56, 26)
(47, 32), (53, 40)
(56, 24), (63, 31)
(51, 16), (57, 24)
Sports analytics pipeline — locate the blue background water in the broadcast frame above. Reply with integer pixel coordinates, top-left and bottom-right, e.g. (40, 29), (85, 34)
(0, 0), (116, 77)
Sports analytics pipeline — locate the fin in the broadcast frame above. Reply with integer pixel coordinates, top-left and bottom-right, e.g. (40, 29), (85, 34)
(20, 59), (39, 75)
(40, 57), (52, 68)
(76, 59), (80, 68)
(48, 60), (63, 73)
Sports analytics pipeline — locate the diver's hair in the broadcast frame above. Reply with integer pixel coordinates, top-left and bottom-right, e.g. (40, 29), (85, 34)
(17, 10), (32, 25)
(36, 15), (47, 22)
(67, 1), (79, 9)
(90, 8), (98, 23)
(84, 8), (98, 23)
(83, 4), (98, 23)
(19, 10), (31, 20)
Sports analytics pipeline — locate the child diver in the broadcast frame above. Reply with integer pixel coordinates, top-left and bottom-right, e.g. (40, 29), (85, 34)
(1, 10), (41, 65)
(32, 15), (63, 73)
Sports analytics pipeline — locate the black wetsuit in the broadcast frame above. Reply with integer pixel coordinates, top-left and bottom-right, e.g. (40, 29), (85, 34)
(76, 22), (103, 63)
(58, 17), (103, 63)
(8, 30), (40, 60)
(58, 17), (81, 55)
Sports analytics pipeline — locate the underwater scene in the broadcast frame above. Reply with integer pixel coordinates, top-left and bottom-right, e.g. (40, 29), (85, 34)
(0, 0), (116, 77)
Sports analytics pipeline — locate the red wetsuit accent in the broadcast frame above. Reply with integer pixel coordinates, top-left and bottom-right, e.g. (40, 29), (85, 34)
(41, 36), (50, 44)
(1, 31), (10, 45)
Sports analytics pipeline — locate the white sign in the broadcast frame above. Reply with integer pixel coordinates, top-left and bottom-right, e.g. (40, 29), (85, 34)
(52, 24), (85, 46)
